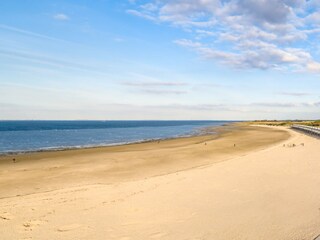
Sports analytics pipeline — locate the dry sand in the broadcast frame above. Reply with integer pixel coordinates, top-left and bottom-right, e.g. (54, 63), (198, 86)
(0, 125), (319, 239)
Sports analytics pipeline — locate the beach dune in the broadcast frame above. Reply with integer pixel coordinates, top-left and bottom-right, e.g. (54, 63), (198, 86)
(1, 125), (320, 240)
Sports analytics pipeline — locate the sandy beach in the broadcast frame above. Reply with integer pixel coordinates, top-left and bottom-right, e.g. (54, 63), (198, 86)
(1, 125), (320, 240)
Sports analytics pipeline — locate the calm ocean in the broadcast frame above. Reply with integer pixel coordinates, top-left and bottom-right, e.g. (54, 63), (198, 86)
(0, 120), (231, 153)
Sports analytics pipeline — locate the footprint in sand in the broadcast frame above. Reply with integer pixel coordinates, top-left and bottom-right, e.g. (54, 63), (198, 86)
(314, 235), (320, 240)
(22, 220), (47, 231)
(57, 224), (82, 232)
(0, 212), (13, 220)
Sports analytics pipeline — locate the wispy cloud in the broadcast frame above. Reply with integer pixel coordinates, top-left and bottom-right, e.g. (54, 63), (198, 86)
(53, 13), (69, 21)
(122, 80), (187, 87)
(251, 101), (320, 108)
(126, 9), (158, 21)
(140, 89), (188, 95)
(128, 0), (320, 73)
(277, 91), (311, 97)
(0, 49), (111, 76)
(2, 99), (320, 120)
(101, 101), (320, 112)
(252, 102), (298, 108)
(122, 79), (189, 95)
(0, 24), (67, 42)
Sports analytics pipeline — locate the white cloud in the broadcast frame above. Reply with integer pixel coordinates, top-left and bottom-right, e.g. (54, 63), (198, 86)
(53, 13), (69, 21)
(128, 0), (320, 72)
(307, 61), (320, 72)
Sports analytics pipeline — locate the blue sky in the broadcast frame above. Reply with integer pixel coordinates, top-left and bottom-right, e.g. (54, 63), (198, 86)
(0, 0), (320, 120)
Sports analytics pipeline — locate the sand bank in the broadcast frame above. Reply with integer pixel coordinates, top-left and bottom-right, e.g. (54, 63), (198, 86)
(2, 125), (320, 239)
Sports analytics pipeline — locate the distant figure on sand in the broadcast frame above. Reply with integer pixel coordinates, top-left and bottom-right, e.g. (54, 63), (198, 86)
(12, 158), (16, 163)
(234, 144), (236, 147)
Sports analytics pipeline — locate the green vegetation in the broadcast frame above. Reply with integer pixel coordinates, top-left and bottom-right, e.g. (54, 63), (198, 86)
(248, 120), (320, 127)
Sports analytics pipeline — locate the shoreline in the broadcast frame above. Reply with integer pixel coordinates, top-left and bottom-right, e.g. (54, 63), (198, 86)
(0, 123), (234, 156)
(0, 122), (236, 158)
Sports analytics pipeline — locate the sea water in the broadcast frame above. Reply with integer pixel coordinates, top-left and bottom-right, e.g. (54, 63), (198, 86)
(0, 120), (231, 153)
